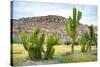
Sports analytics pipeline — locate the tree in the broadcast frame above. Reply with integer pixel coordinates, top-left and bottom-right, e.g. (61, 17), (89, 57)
(65, 7), (82, 52)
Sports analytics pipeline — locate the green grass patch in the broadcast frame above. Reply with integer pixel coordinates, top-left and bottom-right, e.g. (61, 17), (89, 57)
(60, 53), (97, 63)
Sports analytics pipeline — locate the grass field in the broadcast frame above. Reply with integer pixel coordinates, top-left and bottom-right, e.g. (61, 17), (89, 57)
(11, 44), (97, 66)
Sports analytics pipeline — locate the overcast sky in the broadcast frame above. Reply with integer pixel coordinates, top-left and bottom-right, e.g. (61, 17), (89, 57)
(11, 1), (98, 25)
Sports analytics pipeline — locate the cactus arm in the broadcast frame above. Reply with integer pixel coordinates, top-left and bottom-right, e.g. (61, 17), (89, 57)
(21, 27), (46, 60)
(77, 10), (82, 24)
(73, 7), (77, 24)
(21, 31), (28, 50)
(44, 33), (60, 59)
(65, 16), (75, 38)
(49, 47), (55, 59)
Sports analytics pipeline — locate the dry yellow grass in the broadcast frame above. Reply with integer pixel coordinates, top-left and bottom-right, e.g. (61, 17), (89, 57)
(54, 45), (96, 55)
(11, 44), (97, 66)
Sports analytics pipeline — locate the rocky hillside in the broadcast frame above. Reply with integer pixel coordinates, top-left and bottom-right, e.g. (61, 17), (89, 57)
(11, 15), (97, 42)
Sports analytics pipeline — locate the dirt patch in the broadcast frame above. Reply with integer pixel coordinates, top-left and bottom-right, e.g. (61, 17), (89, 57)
(23, 60), (60, 66)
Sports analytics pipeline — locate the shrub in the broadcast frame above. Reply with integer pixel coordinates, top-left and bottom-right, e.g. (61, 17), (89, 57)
(64, 40), (71, 45)
(73, 41), (79, 45)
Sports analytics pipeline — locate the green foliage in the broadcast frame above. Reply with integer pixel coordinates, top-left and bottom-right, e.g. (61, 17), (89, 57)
(65, 7), (82, 52)
(64, 39), (79, 45)
(64, 40), (71, 45)
(21, 27), (45, 60)
(44, 33), (60, 59)
(73, 41), (79, 45)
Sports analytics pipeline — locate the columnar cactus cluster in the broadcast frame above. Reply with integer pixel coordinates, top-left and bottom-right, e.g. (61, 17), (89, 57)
(21, 27), (60, 60)
(80, 24), (97, 52)
(80, 32), (90, 52)
(44, 33), (60, 59)
(21, 28), (45, 60)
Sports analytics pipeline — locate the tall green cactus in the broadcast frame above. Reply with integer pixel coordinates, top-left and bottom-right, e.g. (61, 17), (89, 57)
(81, 32), (90, 52)
(65, 7), (82, 52)
(21, 27), (61, 60)
(44, 33), (60, 60)
(93, 33), (97, 48)
(81, 24), (97, 52)
(88, 24), (96, 51)
(21, 27), (45, 60)
(21, 31), (28, 50)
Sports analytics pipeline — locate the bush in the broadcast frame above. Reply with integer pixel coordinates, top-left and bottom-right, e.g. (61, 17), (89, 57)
(64, 40), (71, 45)
(73, 41), (79, 45)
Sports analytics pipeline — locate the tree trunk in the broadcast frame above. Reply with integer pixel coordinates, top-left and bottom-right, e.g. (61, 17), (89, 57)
(89, 44), (91, 51)
(71, 44), (74, 52)
(71, 38), (75, 52)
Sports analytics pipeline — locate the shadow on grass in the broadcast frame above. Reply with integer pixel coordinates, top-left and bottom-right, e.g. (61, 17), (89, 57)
(58, 50), (97, 63)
